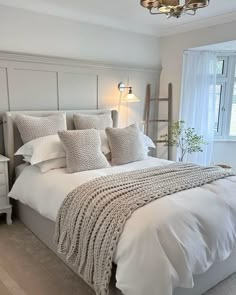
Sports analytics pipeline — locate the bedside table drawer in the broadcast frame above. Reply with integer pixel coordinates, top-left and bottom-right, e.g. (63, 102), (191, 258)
(0, 197), (9, 208)
(0, 162), (5, 174)
(0, 174), (6, 185)
(0, 185), (7, 197)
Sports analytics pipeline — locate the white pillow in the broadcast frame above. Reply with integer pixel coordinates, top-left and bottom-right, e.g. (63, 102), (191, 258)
(36, 158), (66, 173)
(99, 130), (111, 155)
(141, 133), (156, 149)
(23, 155), (31, 163)
(21, 151), (66, 173)
(16, 132), (111, 164)
(15, 135), (65, 165)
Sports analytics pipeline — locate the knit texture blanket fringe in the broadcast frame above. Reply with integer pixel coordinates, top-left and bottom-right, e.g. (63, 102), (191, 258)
(54, 163), (235, 295)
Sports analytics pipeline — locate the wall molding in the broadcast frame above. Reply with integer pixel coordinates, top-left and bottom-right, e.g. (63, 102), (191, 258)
(0, 50), (161, 155)
(0, 51), (162, 74)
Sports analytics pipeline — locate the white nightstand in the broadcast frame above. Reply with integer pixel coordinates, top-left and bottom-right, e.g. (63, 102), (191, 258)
(0, 155), (12, 225)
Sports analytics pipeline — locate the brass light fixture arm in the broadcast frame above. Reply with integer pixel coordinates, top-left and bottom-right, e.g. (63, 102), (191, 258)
(147, 0), (210, 17)
(149, 9), (167, 15)
(184, 0), (210, 11)
(185, 10), (197, 15)
(118, 82), (132, 93)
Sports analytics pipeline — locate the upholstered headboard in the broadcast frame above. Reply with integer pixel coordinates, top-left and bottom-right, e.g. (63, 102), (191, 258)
(3, 110), (118, 186)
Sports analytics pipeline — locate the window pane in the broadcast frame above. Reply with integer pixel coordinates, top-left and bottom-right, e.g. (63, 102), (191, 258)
(215, 84), (222, 132)
(216, 60), (224, 75)
(230, 83), (236, 136)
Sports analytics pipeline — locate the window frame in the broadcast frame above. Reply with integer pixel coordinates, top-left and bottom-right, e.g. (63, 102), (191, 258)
(216, 56), (228, 77)
(214, 81), (226, 137)
(214, 55), (236, 141)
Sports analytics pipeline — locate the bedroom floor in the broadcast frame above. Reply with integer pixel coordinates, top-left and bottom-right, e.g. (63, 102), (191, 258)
(0, 217), (236, 295)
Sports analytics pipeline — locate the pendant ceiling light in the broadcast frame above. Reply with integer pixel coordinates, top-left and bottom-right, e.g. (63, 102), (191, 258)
(140, 0), (210, 18)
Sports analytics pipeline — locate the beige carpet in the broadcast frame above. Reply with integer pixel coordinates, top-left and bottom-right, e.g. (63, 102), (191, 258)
(0, 217), (236, 295)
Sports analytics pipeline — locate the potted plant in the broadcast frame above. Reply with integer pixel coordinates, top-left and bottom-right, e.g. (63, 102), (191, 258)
(160, 121), (208, 162)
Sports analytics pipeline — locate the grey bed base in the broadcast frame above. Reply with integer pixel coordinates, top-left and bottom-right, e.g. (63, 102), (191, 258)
(15, 200), (236, 295)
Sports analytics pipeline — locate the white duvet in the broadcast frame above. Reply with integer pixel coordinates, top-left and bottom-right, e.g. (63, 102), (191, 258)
(9, 157), (236, 295)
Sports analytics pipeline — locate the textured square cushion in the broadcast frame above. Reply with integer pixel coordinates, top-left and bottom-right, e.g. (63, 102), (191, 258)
(106, 124), (147, 165)
(15, 113), (67, 144)
(73, 112), (113, 130)
(99, 130), (156, 159)
(58, 130), (110, 173)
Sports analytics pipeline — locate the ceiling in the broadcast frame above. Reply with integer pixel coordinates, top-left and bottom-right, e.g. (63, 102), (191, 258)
(1, 0), (236, 37)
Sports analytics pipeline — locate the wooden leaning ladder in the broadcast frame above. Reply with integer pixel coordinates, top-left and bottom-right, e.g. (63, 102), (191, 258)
(145, 83), (173, 160)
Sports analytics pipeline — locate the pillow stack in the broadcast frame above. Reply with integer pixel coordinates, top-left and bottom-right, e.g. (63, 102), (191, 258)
(15, 134), (66, 173)
(15, 112), (156, 174)
(15, 112), (113, 173)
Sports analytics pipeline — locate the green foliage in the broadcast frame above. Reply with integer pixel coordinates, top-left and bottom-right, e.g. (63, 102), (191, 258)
(160, 121), (208, 162)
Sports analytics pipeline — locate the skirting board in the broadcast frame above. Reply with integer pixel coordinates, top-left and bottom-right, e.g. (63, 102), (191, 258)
(14, 200), (236, 295)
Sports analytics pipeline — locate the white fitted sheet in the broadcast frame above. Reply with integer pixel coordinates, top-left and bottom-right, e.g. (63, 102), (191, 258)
(9, 158), (236, 295)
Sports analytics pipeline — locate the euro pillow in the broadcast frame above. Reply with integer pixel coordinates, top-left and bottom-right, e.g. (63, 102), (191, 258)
(58, 129), (110, 173)
(15, 113), (67, 144)
(106, 124), (147, 165)
(15, 135), (65, 165)
(73, 112), (113, 130)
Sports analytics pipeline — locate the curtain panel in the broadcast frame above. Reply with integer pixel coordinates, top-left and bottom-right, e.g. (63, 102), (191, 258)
(179, 50), (217, 165)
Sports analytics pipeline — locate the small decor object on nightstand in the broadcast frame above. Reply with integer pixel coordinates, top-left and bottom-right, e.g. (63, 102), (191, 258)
(0, 155), (12, 225)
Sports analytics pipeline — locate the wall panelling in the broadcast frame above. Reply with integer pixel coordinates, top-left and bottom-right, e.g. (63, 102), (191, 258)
(0, 52), (161, 154)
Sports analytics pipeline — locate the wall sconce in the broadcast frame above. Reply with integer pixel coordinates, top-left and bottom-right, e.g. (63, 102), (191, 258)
(118, 82), (140, 102)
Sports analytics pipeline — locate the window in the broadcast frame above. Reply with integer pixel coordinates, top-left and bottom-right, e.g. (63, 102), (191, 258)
(215, 56), (236, 140)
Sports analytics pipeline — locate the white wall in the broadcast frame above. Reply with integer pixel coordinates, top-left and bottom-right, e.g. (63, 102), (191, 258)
(0, 5), (161, 68)
(160, 21), (236, 168)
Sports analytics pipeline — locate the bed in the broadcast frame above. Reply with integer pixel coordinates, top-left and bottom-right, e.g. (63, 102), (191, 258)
(3, 110), (236, 295)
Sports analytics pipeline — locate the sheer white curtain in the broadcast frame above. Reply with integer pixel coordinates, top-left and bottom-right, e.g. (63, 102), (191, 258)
(179, 50), (217, 165)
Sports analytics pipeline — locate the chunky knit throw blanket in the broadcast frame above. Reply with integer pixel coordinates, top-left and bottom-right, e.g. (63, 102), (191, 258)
(54, 163), (235, 295)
